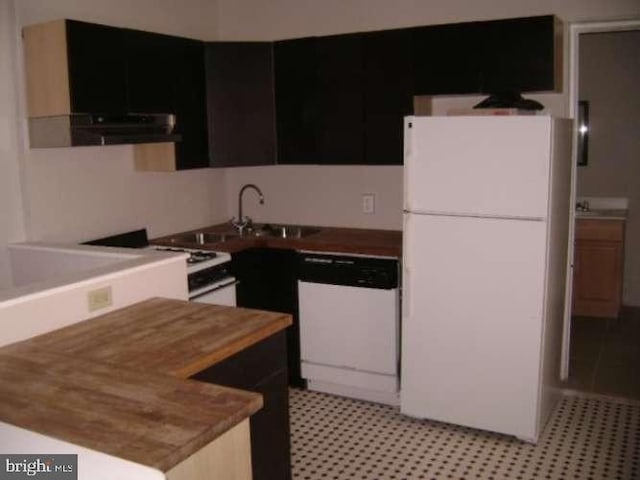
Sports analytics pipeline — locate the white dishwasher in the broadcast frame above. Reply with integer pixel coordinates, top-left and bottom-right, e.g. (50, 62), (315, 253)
(298, 252), (400, 405)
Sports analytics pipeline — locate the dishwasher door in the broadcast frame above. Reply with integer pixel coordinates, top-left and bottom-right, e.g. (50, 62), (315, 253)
(297, 253), (400, 405)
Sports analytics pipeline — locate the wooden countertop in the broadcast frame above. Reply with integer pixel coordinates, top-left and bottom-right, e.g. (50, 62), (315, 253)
(152, 223), (403, 258)
(0, 298), (292, 472)
(575, 209), (627, 221)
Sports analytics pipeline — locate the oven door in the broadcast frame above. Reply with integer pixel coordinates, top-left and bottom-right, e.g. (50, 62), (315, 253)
(189, 278), (238, 307)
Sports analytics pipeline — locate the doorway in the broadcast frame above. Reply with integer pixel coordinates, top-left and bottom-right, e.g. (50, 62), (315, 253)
(562, 19), (640, 399)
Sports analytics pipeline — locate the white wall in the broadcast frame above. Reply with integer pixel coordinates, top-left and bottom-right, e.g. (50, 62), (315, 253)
(0, 0), (228, 289)
(577, 30), (640, 305)
(0, 0), (27, 289)
(225, 165), (403, 230)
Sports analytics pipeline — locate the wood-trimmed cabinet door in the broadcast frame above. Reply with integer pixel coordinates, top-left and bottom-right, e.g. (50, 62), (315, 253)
(22, 19), (127, 117)
(572, 219), (625, 318)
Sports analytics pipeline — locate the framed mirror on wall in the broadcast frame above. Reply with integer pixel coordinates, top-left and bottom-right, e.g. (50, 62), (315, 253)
(577, 100), (589, 166)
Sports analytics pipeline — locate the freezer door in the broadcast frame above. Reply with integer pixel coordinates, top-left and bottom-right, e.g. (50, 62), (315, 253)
(401, 213), (547, 440)
(404, 116), (552, 219)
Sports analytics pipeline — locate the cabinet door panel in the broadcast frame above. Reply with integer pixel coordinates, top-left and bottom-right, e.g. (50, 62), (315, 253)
(481, 15), (558, 93)
(573, 240), (623, 317)
(66, 20), (127, 113)
(125, 30), (208, 169)
(315, 33), (365, 164)
(274, 37), (319, 164)
(250, 369), (291, 480)
(206, 42), (276, 167)
(172, 38), (208, 169)
(363, 29), (413, 165)
(124, 29), (177, 113)
(412, 22), (482, 95)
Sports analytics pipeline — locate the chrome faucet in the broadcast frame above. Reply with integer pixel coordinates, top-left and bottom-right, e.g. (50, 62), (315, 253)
(232, 184), (264, 234)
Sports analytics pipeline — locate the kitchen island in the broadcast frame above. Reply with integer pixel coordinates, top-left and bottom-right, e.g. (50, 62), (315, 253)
(0, 298), (292, 479)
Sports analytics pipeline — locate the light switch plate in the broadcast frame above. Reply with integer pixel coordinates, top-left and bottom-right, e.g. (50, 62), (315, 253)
(88, 286), (112, 312)
(362, 193), (375, 214)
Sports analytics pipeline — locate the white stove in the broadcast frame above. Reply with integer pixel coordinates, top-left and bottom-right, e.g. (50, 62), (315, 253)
(85, 230), (236, 306)
(151, 246), (231, 273)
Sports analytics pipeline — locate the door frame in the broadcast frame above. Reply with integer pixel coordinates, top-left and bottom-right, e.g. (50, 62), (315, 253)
(560, 18), (640, 380)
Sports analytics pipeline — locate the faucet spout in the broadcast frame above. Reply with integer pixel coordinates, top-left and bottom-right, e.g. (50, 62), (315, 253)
(232, 184), (265, 233)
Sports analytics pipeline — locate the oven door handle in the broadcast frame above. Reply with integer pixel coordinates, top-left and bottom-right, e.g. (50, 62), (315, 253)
(189, 279), (239, 300)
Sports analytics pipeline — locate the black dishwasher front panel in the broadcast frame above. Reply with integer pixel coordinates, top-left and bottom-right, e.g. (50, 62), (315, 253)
(297, 252), (398, 289)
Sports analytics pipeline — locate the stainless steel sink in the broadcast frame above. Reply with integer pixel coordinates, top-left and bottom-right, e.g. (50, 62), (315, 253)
(169, 232), (239, 245)
(242, 224), (321, 239)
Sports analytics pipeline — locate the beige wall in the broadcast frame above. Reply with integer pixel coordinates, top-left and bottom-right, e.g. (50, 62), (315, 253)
(577, 30), (640, 305)
(225, 165), (403, 230)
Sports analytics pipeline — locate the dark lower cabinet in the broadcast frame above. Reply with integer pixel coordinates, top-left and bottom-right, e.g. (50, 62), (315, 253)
(231, 248), (304, 388)
(191, 331), (291, 480)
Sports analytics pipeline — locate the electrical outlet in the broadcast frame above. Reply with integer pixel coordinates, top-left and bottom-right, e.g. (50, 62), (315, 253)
(88, 286), (112, 312)
(362, 193), (375, 214)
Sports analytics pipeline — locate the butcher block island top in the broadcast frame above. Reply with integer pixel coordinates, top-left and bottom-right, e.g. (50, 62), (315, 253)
(0, 298), (292, 473)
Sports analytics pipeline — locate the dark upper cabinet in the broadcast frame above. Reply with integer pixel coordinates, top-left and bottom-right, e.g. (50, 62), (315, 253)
(480, 15), (560, 93)
(23, 19), (208, 168)
(124, 29), (177, 113)
(362, 29), (414, 165)
(413, 15), (561, 95)
(66, 20), (128, 114)
(274, 37), (319, 165)
(314, 33), (365, 164)
(124, 29), (209, 169)
(170, 37), (209, 169)
(205, 42), (276, 167)
(275, 31), (409, 165)
(412, 22), (483, 95)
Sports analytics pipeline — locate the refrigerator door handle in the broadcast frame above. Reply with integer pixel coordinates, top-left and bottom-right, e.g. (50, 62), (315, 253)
(403, 267), (411, 318)
(402, 213), (411, 318)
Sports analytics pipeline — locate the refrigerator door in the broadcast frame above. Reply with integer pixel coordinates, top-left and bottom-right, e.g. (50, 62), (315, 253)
(401, 213), (546, 440)
(404, 116), (552, 219)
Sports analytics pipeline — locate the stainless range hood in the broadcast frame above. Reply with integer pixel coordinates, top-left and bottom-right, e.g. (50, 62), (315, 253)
(28, 113), (182, 148)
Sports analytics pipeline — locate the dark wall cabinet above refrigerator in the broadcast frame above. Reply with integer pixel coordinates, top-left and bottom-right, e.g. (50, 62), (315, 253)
(274, 15), (560, 166)
(412, 15), (562, 95)
(274, 29), (413, 166)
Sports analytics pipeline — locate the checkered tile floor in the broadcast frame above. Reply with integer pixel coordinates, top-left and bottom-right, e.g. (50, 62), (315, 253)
(289, 388), (640, 480)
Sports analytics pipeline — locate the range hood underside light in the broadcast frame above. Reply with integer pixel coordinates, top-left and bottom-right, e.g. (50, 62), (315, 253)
(27, 113), (182, 148)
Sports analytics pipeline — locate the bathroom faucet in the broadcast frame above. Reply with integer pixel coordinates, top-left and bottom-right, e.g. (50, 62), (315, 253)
(232, 184), (264, 234)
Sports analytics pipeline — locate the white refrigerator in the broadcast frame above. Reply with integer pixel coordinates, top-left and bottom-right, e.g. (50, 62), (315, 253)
(400, 115), (573, 443)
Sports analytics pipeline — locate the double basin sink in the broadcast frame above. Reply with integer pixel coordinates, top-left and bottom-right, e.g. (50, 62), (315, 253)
(168, 224), (321, 246)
